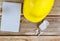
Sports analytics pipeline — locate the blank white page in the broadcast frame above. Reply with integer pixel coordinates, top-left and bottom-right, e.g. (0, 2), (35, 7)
(1, 2), (21, 32)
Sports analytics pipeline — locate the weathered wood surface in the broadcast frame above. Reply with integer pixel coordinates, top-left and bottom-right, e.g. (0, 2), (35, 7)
(1, 0), (22, 3)
(49, 0), (60, 15)
(0, 16), (37, 36)
(0, 36), (60, 41)
(39, 0), (60, 36)
(0, 0), (60, 36)
(40, 16), (60, 35)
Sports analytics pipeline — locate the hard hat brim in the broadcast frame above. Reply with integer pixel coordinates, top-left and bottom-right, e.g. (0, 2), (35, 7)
(24, 12), (47, 23)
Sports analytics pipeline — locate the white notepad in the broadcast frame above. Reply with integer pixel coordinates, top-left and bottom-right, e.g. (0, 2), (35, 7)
(1, 2), (21, 32)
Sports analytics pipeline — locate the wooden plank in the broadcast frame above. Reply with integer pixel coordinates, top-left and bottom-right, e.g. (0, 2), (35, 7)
(0, 16), (37, 36)
(40, 16), (60, 35)
(0, 36), (60, 41)
(49, 0), (60, 15)
(2, 0), (23, 3)
(0, 1), (2, 15)
(0, 2), (2, 10)
(0, 0), (60, 15)
(0, 15), (60, 36)
(0, 0), (2, 2)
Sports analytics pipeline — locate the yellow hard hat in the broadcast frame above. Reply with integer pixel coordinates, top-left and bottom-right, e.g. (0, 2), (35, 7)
(23, 0), (54, 23)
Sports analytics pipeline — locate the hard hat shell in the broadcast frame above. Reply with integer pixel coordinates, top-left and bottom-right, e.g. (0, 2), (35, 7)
(23, 0), (54, 23)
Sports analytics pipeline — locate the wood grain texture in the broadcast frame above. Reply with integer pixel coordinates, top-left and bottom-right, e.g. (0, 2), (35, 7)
(0, 0), (60, 15)
(0, 36), (60, 41)
(2, 0), (23, 3)
(0, 15), (60, 36)
(0, 0), (60, 36)
(0, 16), (37, 36)
(49, 0), (60, 15)
(40, 16), (60, 35)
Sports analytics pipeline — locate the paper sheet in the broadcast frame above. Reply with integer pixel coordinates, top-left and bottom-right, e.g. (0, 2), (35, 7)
(1, 2), (21, 32)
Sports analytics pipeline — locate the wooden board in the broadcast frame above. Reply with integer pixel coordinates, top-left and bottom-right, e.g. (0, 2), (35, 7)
(0, 0), (22, 3)
(0, 36), (60, 41)
(49, 0), (60, 15)
(0, 16), (60, 36)
(40, 16), (60, 36)
(0, 0), (60, 15)
(0, 16), (37, 36)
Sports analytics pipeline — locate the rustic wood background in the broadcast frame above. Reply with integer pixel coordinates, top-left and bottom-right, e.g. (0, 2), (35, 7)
(0, 36), (60, 41)
(0, 0), (60, 41)
(0, 0), (60, 36)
